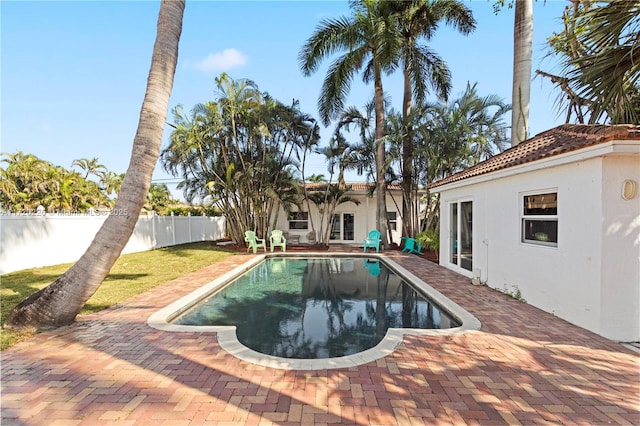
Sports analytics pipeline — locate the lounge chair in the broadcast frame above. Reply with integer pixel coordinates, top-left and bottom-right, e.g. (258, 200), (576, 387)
(245, 230), (266, 253)
(283, 231), (300, 245)
(269, 229), (286, 252)
(401, 237), (422, 255)
(306, 231), (316, 245)
(363, 229), (381, 253)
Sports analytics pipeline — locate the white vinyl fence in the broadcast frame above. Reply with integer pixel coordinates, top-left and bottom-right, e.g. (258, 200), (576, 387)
(0, 213), (226, 274)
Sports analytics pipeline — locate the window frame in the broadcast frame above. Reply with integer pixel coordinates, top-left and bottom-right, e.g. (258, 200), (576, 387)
(387, 211), (397, 231)
(288, 211), (309, 230)
(520, 190), (558, 248)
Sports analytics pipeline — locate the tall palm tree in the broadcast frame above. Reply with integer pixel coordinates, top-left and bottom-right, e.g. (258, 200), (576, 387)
(511, 0), (533, 145)
(299, 0), (399, 247)
(387, 0), (475, 236)
(7, 0), (185, 329)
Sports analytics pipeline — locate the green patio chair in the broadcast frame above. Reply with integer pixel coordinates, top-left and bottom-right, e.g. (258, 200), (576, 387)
(363, 229), (381, 253)
(245, 230), (266, 254)
(269, 229), (287, 252)
(401, 237), (422, 255)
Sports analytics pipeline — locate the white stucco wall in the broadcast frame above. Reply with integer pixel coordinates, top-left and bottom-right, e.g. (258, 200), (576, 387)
(274, 192), (404, 246)
(436, 149), (640, 342)
(599, 155), (640, 341)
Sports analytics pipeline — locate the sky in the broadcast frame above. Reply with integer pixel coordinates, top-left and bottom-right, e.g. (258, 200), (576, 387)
(2, 0), (570, 201)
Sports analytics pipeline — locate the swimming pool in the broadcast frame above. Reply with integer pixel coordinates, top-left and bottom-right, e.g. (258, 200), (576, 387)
(148, 253), (481, 370)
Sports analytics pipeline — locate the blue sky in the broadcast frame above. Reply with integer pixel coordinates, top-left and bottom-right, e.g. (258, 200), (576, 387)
(2, 0), (569, 199)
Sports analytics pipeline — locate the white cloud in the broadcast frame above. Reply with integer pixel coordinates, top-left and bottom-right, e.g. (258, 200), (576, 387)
(193, 48), (248, 72)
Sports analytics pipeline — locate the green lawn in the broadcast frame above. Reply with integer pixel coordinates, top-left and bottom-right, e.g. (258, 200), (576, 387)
(1, 242), (234, 350)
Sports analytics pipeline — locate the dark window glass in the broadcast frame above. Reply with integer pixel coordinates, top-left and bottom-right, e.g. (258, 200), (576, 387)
(387, 212), (397, 231)
(522, 219), (558, 244)
(289, 212), (308, 230)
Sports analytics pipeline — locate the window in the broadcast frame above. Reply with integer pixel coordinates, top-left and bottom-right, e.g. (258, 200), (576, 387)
(387, 211), (397, 231)
(522, 192), (558, 247)
(288, 212), (308, 230)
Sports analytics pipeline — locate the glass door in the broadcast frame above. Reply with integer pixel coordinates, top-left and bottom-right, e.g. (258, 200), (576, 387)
(330, 213), (355, 241)
(449, 201), (472, 272)
(460, 201), (473, 271)
(330, 214), (341, 240)
(343, 213), (354, 240)
(450, 203), (458, 264)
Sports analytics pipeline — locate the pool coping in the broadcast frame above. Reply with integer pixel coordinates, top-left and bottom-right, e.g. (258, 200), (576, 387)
(147, 252), (482, 370)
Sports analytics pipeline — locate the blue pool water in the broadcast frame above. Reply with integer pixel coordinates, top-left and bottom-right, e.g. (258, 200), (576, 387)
(173, 257), (461, 359)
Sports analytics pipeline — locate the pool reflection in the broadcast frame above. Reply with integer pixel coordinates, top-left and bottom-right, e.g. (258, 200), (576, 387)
(174, 258), (460, 359)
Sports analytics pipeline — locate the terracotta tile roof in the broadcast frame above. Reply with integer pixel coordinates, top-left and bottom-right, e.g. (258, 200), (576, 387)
(430, 124), (640, 189)
(304, 182), (404, 191)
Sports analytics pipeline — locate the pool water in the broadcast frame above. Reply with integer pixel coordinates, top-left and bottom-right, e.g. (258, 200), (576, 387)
(173, 257), (461, 359)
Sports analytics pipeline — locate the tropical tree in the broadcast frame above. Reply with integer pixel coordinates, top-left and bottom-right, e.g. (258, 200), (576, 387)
(404, 83), (509, 231)
(385, 0), (476, 237)
(539, 0), (640, 124)
(146, 183), (173, 213)
(7, 0), (186, 329)
(72, 157), (107, 181)
(0, 151), (108, 212)
(420, 83), (509, 176)
(299, 0), (399, 248)
(162, 74), (319, 244)
(0, 151), (50, 211)
(101, 171), (125, 201)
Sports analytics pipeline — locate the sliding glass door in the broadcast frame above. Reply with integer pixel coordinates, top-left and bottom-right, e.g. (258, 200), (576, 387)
(449, 201), (472, 272)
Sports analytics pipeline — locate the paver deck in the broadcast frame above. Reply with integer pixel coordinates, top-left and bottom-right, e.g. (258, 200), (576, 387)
(2, 248), (638, 425)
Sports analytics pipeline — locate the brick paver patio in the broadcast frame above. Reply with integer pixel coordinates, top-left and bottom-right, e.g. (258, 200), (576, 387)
(2, 249), (638, 425)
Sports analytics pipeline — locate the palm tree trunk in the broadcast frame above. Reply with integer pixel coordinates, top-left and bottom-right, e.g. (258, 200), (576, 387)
(511, 0), (533, 146)
(401, 62), (415, 237)
(6, 0), (185, 329)
(374, 66), (389, 248)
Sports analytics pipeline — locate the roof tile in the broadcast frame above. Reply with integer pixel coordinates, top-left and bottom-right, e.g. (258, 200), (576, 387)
(430, 124), (640, 189)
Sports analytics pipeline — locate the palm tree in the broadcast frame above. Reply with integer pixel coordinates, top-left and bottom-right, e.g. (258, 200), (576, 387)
(101, 171), (125, 200)
(7, 0), (185, 329)
(72, 157), (107, 181)
(334, 103), (377, 182)
(511, 0), (533, 145)
(1, 151), (109, 213)
(565, 1), (639, 124)
(299, 0), (399, 247)
(407, 83), (509, 231)
(386, 0), (476, 236)
(162, 75), (319, 245)
(146, 183), (172, 213)
(0, 151), (47, 211)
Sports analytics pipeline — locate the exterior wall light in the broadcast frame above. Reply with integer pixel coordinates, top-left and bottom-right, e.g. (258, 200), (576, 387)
(622, 179), (638, 200)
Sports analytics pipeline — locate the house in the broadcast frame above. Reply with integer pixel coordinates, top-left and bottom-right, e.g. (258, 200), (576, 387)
(429, 124), (640, 342)
(274, 183), (420, 247)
